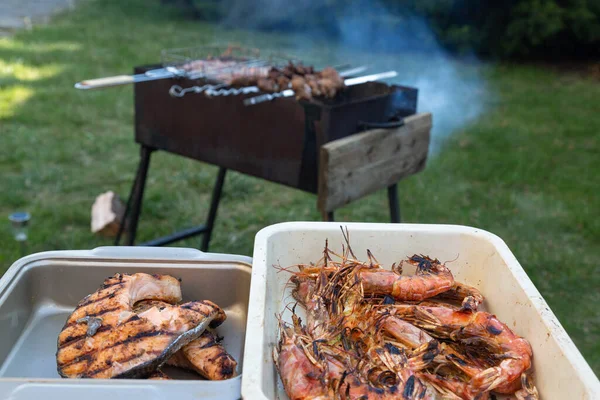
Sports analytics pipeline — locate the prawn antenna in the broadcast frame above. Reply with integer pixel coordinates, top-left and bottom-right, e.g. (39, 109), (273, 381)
(366, 249), (380, 267)
(443, 253), (460, 264)
(340, 225), (357, 259)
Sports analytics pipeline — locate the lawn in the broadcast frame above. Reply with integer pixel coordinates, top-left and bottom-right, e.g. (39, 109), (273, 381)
(0, 0), (598, 375)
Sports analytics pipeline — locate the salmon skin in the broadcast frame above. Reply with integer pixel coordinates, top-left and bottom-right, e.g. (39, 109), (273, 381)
(56, 273), (226, 379)
(135, 300), (238, 380)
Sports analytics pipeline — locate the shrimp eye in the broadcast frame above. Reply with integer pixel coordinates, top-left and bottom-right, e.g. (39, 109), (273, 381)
(384, 342), (402, 355)
(377, 371), (398, 387)
(368, 368), (397, 388)
(486, 324), (503, 335)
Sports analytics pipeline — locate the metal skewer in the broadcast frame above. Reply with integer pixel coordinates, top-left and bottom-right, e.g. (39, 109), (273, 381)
(243, 71), (398, 106)
(74, 62), (367, 91)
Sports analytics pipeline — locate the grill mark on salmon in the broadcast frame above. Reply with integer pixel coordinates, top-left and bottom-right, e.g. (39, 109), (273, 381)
(77, 290), (117, 308)
(59, 329), (173, 368)
(61, 337), (176, 379)
(60, 325), (113, 346)
(101, 281), (125, 290)
(181, 305), (210, 317)
(82, 349), (165, 378)
(59, 310), (172, 362)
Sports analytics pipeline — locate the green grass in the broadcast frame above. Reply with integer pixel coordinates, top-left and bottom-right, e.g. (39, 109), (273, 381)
(1, 0), (599, 376)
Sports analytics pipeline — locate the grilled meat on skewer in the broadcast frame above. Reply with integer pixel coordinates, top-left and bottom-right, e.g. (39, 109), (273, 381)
(291, 75), (312, 100)
(226, 62), (345, 100)
(257, 77), (279, 93)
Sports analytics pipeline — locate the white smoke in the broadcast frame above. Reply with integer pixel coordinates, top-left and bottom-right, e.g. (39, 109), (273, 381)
(216, 0), (489, 155)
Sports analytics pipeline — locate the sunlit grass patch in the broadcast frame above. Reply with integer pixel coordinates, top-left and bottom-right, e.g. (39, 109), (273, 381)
(0, 59), (63, 81)
(0, 86), (34, 118)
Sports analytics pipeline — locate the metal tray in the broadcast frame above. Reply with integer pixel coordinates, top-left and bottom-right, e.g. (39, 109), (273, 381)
(242, 222), (600, 399)
(0, 246), (252, 400)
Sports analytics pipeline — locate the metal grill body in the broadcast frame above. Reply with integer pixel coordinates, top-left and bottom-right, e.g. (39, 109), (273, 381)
(117, 64), (419, 249)
(134, 65), (418, 193)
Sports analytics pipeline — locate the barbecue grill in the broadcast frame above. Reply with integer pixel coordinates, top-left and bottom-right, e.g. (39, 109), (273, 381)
(81, 46), (426, 251)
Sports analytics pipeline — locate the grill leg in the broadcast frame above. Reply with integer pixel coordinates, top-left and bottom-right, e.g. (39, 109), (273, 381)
(122, 146), (153, 246)
(201, 167), (227, 252)
(114, 169), (137, 246)
(322, 211), (335, 222)
(387, 184), (401, 223)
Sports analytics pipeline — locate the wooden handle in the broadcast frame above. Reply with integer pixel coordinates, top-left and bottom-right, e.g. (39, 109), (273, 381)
(75, 75), (135, 89)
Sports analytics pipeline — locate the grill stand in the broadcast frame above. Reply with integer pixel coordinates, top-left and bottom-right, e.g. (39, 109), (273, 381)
(321, 185), (400, 223)
(114, 145), (227, 251)
(387, 185), (401, 223)
(113, 145), (402, 251)
(112, 68), (426, 251)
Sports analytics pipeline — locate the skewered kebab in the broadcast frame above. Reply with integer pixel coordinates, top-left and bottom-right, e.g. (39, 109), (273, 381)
(74, 44), (263, 90)
(167, 65), (371, 98)
(242, 71), (398, 105)
(230, 61), (346, 101)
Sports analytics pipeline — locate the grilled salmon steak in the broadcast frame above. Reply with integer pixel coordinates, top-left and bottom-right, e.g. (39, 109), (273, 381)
(57, 273), (226, 379)
(135, 300), (238, 380)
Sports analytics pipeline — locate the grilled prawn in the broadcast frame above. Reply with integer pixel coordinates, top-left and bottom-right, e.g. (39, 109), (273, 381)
(359, 255), (455, 302)
(393, 304), (535, 395)
(274, 322), (331, 399)
(274, 317), (443, 400)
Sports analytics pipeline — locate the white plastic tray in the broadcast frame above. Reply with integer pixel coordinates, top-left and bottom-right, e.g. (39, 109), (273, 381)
(242, 222), (600, 399)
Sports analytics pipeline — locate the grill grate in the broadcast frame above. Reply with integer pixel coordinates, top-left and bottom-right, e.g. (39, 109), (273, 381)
(160, 44), (298, 83)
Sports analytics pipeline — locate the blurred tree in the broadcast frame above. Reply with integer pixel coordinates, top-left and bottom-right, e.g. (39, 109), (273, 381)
(166, 0), (600, 60)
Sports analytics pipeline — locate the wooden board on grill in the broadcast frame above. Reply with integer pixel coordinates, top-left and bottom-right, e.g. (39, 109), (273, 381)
(317, 112), (432, 213)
